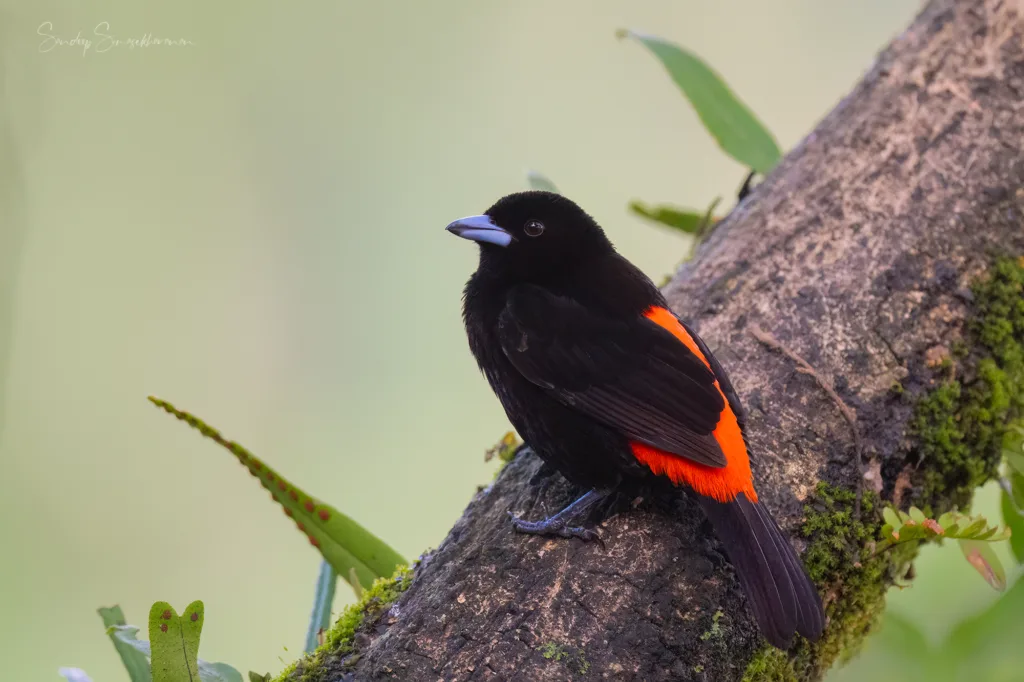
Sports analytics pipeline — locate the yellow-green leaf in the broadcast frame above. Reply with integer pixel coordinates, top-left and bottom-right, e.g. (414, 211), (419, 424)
(149, 601), (202, 682)
(618, 30), (781, 174)
(629, 201), (710, 234)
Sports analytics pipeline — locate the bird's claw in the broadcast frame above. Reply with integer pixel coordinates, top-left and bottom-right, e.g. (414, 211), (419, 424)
(507, 511), (602, 544)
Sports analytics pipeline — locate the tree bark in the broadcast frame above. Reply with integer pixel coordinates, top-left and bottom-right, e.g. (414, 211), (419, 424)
(295, 1), (1024, 680)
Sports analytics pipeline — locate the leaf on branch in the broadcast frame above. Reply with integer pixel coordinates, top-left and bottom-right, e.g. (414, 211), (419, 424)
(876, 505), (1010, 553)
(617, 29), (781, 174)
(628, 201), (712, 234)
(148, 397), (407, 592)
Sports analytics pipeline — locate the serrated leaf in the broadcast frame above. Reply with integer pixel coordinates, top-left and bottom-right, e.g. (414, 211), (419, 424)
(58, 669), (93, 682)
(99, 605), (151, 682)
(959, 540), (1007, 591)
(149, 397), (407, 591)
(628, 201), (709, 234)
(617, 30), (781, 174)
(883, 507), (901, 529)
(526, 170), (559, 194)
(1001, 488), (1024, 563)
(305, 560), (338, 653)
(909, 507), (926, 523)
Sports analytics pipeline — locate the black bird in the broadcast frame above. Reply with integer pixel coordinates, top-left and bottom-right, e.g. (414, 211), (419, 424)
(447, 191), (824, 649)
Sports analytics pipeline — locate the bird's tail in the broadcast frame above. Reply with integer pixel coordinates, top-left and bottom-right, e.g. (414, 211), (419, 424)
(697, 492), (825, 649)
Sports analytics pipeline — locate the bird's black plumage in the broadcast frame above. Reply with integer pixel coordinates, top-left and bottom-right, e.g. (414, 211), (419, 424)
(448, 190), (824, 649)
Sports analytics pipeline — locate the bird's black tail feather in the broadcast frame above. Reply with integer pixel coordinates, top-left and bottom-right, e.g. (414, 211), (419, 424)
(698, 492), (825, 649)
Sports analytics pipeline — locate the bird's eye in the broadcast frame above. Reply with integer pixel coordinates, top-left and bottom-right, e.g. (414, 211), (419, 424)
(524, 220), (545, 237)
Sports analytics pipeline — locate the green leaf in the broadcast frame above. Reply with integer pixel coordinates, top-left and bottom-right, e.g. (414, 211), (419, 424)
(958, 516), (988, 538)
(248, 674), (271, 682)
(937, 511), (956, 530)
(959, 540), (1007, 591)
(628, 201), (709, 234)
(1001, 488), (1024, 563)
(149, 397), (407, 591)
(883, 507), (902, 529)
(98, 605), (151, 682)
(305, 560), (338, 653)
(109, 621), (243, 682)
(618, 30), (781, 174)
(150, 601), (202, 682)
(526, 170), (560, 194)
(908, 506), (926, 523)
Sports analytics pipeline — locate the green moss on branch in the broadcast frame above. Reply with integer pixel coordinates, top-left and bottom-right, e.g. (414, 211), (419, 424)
(913, 258), (1024, 513)
(275, 566), (413, 682)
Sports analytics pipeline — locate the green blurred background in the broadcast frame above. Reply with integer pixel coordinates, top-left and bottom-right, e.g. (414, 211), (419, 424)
(2, 1), (1019, 680)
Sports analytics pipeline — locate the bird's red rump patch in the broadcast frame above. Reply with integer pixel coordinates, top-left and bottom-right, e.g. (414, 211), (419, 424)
(635, 307), (757, 503)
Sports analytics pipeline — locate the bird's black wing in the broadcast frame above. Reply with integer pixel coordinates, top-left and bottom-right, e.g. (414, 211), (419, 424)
(497, 284), (727, 468)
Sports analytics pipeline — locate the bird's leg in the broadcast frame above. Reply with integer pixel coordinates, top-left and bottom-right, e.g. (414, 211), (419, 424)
(508, 489), (607, 542)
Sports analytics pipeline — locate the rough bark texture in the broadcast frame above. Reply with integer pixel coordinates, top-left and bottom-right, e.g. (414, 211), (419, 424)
(291, 1), (1024, 680)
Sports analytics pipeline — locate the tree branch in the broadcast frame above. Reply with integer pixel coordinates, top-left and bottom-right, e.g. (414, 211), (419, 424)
(286, 1), (1024, 679)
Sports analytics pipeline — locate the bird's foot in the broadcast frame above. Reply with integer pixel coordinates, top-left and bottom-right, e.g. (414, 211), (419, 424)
(507, 511), (601, 543)
(506, 488), (607, 544)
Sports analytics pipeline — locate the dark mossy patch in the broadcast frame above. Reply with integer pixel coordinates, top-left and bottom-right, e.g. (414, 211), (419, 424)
(275, 566), (413, 682)
(913, 257), (1024, 513)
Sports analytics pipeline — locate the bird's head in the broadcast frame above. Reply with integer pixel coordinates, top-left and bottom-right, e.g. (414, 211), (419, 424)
(446, 191), (614, 281)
